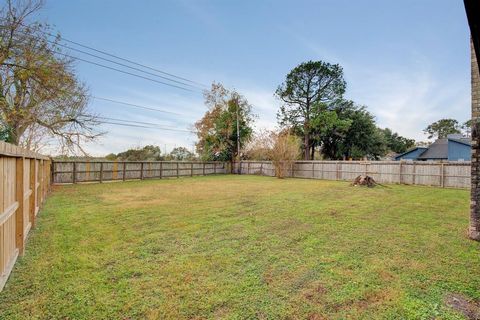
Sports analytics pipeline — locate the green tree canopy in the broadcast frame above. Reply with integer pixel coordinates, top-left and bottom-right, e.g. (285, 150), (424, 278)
(276, 60), (346, 160)
(113, 145), (163, 161)
(168, 147), (195, 161)
(423, 119), (461, 139)
(195, 83), (254, 161)
(336, 104), (386, 160)
(379, 128), (415, 154)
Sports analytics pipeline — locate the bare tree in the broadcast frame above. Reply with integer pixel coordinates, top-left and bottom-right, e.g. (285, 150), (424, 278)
(245, 130), (301, 178)
(270, 131), (301, 178)
(243, 130), (274, 161)
(0, 0), (101, 154)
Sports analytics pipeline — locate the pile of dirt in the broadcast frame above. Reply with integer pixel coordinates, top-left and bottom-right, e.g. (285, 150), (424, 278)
(445, 293), (480, 320)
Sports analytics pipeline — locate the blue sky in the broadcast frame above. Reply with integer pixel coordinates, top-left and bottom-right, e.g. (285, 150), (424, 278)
(37, 0), (470, 155)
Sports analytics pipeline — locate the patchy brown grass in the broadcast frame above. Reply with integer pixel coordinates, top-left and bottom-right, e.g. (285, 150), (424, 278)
(0, 175), (478, 319)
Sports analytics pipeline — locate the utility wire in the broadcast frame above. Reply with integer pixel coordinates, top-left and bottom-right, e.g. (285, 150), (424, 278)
(3, 23), (209, 88)
(91, 96), (189, 116)
(101, 121), (195, 133)
(2, 25), (203, 92)
(55, 42), (204, 91)
(98, 116), (179, 128)
(53, 51), (196, 92)
(7, 27), (204, 91)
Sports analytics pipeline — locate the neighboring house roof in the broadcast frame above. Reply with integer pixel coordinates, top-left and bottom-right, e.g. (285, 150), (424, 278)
(418, 139), (448, 160)
(448, 137), (472, 146)
(394, 147), (427, 160)
(395, 136), (471, 161)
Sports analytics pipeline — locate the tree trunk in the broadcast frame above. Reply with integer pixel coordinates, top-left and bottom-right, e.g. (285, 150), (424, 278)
(470, 39), (480, 241)
(310, 142), (315, 160)
(304, 129), (310, 160)
(10, 125), (21, 146)
(304, 133), (310, 160)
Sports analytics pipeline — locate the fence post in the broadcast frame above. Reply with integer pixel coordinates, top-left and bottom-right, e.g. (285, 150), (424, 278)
(247, 162), (250, 175)
(441, 163), (445, 188)
(50, 161), (54, 186)
(46, 159), (50, 186)
(176, 162), (179, 178)
(85, 161), (90, 181)
(203, 162), (205, 176)
(99, 162), (103, 183)
(29, 159), (36, 228)
(260, 162), (263, 176)
(140, 162), (144, 180)
(336, 161), (340, 180)
(191, 162), (193, 177)
(399, 161), (403, 184)
(413, 162), (416, 185)
(160, 162), (163, 179)
(38, 160), (43, 204)
(214, 162), (217, 174)
(123, 162), (126, 181)
(44, 160), (48, 197)
(15, 157), (25, 256)
(72, 162), (76, 184)
(47, 160), (51, 191)
(312, 162), (315, 179)
(113, 161), (118, 180)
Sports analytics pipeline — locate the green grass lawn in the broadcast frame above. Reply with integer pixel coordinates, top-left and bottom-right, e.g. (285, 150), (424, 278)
(0, 175), (479, 319)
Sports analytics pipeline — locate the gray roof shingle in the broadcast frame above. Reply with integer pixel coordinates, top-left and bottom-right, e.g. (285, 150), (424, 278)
(418, 139), (448, 159)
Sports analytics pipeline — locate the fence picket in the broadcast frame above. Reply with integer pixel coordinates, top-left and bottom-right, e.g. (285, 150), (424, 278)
(0, 142), (50, 292)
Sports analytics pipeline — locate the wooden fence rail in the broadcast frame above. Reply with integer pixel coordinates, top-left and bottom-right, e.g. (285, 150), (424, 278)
(0, 142), (51, 291)
(234, 160), (471, 188)
(52, 161), (229, 184)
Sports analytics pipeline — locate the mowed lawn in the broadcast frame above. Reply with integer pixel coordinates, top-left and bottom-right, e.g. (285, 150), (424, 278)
(0, 175), (479, 319)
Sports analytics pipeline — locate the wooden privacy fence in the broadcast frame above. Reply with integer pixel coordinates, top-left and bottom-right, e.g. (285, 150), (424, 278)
(234, 160), (471, 188)
(52, 161), (229, 184)
(0, 142), (51, 291)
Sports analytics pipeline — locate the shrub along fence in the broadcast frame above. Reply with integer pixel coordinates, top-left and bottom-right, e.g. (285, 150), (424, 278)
(0, 142), (51, 291)
(52, 161), (229, 184)
(234, 160), (471, 188)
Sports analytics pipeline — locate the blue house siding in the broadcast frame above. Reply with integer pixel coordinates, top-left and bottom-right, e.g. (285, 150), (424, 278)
(394, 147), (427, 160)
(447, 140), (471, 161)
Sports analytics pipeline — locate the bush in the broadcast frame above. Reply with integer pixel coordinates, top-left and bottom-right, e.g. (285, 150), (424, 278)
(270, 132), (301, 178)
(245, 130), (300, 178)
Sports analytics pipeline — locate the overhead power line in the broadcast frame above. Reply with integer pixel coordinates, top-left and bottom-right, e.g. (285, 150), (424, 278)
(3, 23), (209, 89)
(91, 96), (189, 116)
(98, 116), (178, 128)
(53, 51), (196, 92)
(56, 42), (204, 91)
(55, 36), (209, 88)
(101, 120), (195, 133)
(8, 27), (204, 91)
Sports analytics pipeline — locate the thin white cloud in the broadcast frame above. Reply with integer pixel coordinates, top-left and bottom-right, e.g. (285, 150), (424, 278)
(277, 27), (470, 142)
(176, 0), (221, 30)
(348, 62), (470, 141)
(237, 87), (279, 131)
